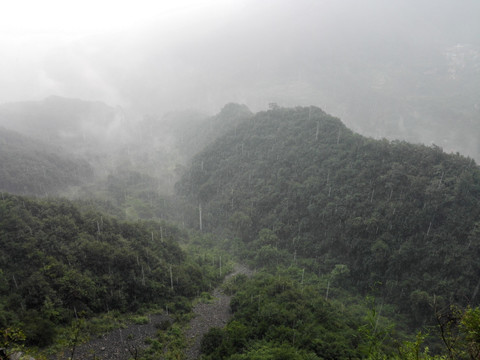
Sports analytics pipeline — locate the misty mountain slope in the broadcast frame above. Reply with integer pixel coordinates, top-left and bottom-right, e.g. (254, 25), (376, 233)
(137, 103), (252, 176)
(23, 1), (480, 160)
(0, 96), (127, 154)
(0, 97), (252, 202)
(69, 103), (253, 222)
(0, 127), (93, 196)
(165, 103), (253, 162)
(177, 106), (480, 325)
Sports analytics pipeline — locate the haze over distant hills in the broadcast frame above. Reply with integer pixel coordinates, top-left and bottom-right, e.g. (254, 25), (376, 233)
(2, 2), (480, 357)
(1, 1), (479, 160)
(0, 96), (253, 198)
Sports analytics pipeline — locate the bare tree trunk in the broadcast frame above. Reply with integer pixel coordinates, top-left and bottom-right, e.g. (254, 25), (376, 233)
(199, 203), (203, 231)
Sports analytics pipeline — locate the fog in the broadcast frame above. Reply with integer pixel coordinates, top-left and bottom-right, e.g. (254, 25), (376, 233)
(1, 0), (480, 158)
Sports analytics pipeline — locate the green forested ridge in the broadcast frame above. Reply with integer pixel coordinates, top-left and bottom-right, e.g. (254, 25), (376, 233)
(0, 127), (93, 196)
(0, 194), (222, 347)
(177, 106), (480, 325)
(2, 103), (480, 358)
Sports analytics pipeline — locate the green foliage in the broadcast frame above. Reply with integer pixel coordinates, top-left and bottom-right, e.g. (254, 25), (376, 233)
(131, 315), (150, 325)
(393, 332), (446, 360)
(1, 327), (26, 357)
(357, 296), (395, 359)
(177, 106), (480, 326)
(431, 305), (480, 360)
(4, 103), (480, 358)
(201, 327), (225, 355)
(141, 323), (186, 360)
(75, 169), (182, 222)
(0, 194), (221, 347)
(460, 307), (480, 357)
(361, 305), (480, 359)
(228, 342), (320, 360)
(199, 266), (480, 360)
(201, 271), (363, 360)
(0, 127), (93, 196)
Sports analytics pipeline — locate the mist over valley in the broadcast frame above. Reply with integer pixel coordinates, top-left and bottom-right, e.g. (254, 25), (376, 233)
(1, 1), (480, 359)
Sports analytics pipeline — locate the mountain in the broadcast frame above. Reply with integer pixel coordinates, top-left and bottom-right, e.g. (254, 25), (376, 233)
(0, 127), (93, 196)
(0, 96), (128, 154)
(131, 103), (253, 187)
(0, 97), (253, 201)
(0, 193), (220, 346)
(177, 106), (480, 325)
(19, 1), (479, 161)
(153, 103), (253, 162)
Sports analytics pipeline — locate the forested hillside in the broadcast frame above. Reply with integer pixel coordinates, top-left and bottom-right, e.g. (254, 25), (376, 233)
(177, 106), (480, 326)
(0, 194), (221, 347)
(0, 127), (93, 196)
(2, 104), (480, 358)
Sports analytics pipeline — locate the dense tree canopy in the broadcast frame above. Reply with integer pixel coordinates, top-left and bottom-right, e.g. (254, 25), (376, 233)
(2, 104), (480, 357)
(0, 194), (219, 346)
(177, 106), (480, 325)
(0, 127), (93, 196)
(201, 272), (362, 360)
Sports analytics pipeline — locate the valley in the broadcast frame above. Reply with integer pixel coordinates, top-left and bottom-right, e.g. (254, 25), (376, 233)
(1, 101), (480, 359)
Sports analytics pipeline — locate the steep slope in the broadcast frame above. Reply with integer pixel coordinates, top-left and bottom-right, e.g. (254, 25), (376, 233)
(0, 194), (219, 347)
(169, 103), (253, 162)
(138, 103), (253, 170)
(0, 127), (93, 196)
(177, 106), (480, 324)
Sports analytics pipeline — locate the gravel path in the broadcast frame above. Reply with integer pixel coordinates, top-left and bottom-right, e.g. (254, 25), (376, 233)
(184, 264), (253, 360)
(51, 264), (252, 360)
(52, 314), (171, 360)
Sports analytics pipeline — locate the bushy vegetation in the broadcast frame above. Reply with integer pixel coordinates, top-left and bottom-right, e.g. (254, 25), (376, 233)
(201, 271), (363, 359)
(3, 104), (480, 358)
(177, 106), (480, 326)
(0, 127), (93, 196)
(199, 265), (480, 360)
(0, 194), (222, 346)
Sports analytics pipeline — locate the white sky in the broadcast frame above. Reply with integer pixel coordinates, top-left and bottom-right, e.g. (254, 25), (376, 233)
(0, 0), (478, 110)
(0, 0), (237, 38)
(0, 0), (244, 104)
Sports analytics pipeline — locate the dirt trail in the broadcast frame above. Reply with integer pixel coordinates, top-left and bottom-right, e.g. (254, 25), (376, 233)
(56, 313), (171, 360)
(184, 264), (253, 360)
(52, 264), (252, 360)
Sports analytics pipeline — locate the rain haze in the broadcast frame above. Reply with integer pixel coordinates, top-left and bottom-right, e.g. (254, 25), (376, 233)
(4, 2), (480, 357)
(1, 0), (480, 156)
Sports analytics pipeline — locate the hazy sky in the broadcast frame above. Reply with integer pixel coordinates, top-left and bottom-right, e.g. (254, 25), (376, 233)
(0, 0), (243, 106)
(1, 0), (479, 114)
(0, 0), (239, 38)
